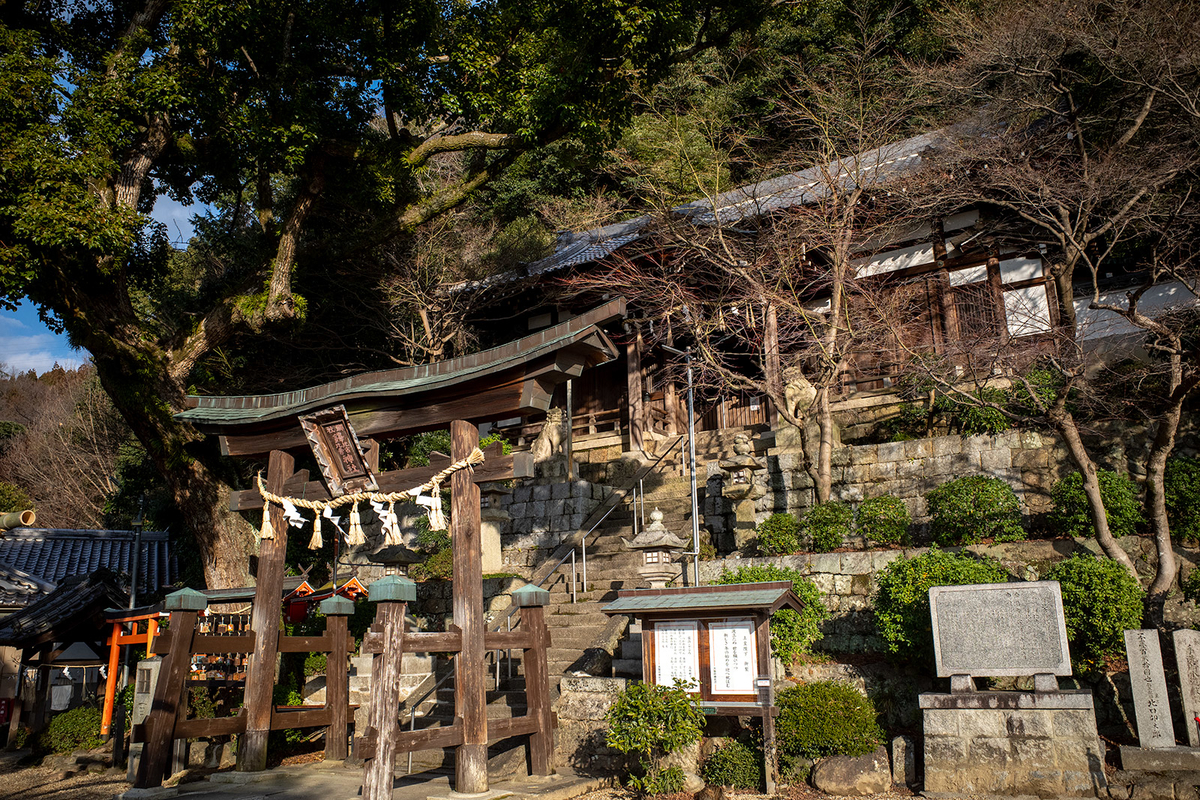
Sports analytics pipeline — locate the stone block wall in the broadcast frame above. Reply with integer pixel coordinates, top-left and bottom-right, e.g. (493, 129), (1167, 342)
(499, 479), (611, 570)
(767, 429), (1069, 523)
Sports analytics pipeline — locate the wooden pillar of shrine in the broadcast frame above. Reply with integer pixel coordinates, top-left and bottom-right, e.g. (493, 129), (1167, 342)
(764, 303), (781, 426)
(451, 419), (489, 793)
(237, 448), (294, 772)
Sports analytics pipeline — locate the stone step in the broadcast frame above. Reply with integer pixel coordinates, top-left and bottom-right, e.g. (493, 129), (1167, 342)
(545, 611), (609, 627)
(612, 658), (642, 677)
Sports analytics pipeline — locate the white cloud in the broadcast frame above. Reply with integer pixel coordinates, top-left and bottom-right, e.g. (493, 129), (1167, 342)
(0, 314), (84, 375)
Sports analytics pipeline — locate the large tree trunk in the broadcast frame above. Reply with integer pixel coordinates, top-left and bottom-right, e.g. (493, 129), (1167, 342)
(90, 338), (256, 589)
(1049, 407), (1140, 583)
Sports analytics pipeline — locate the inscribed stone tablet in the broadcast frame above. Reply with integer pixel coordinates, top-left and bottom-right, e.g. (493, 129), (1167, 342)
(1126, 629), (1174, 749)
(929, 581), (1071, 677)
(1174, 629), (1200, 747)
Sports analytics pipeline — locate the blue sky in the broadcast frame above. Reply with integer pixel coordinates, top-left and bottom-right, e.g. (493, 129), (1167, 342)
(0, 196), (199, 376)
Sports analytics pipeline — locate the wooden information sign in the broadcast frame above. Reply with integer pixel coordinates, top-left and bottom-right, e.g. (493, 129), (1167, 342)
(603, 581), (806, 793)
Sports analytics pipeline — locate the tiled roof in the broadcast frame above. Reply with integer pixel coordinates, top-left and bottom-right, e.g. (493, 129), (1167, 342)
(0, 562), (56, 610)
(449, 130), (946, 292)
(0, 529), (175, 606)
(0, 573), (127, 648)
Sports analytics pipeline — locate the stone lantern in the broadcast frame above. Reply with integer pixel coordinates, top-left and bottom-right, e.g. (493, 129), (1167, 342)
(623, 508), (687, 588)
(479, 482), (510, 574)
(718, 433), (766, 550)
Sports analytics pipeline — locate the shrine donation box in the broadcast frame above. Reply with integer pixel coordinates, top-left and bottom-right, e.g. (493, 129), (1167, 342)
(603, 580), (807, 794)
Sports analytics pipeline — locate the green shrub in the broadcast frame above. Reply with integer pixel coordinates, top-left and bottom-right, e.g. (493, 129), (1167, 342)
(701, 738), (763, 789)
(776, 682), (883, 760)
(606, 681), (705, 795)
(410, 547), (453, 581)
(1049, 470), (1144, 538)
(1166, 456), (1200, 543)
(188, 687), (217, 719)
(802, 502), (854, 552)
(715, 565), (828, 661)
(926, 475), (1024, 545)
(304, 652), (327, 676)
(874, 548), (1010, 660)
(952, 389), (1011, 436)
(756, 513), (800, 555)
(0, 481), (31, 514)
(1044, 554), (1144, 671)
(34, 705), (102, 754)
(1185, 569), (1200, 604)
(856, 495), (911, 545)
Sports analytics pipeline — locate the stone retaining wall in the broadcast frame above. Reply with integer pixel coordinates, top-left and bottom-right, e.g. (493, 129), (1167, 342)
(499, 479), (611, 570)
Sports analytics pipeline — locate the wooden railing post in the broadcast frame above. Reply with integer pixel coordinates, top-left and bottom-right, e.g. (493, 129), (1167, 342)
(135, 589), (207, 788)
(512, 585), (554, 775)
(361, 576), (415, 800)
(238, 448), (294, 772)
(320, 596), (354, 761)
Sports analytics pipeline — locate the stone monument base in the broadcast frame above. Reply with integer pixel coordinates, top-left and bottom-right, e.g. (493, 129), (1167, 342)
(1119, 745), (1200, 772)
(920, 690), (1107, 798)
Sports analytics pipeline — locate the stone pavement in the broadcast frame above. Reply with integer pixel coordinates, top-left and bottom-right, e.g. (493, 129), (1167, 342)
(118, 763), (613, 800)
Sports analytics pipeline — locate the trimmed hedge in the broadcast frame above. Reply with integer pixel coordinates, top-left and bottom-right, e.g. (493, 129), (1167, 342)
(1049, 470), (1143, 538)
(34, 705), (102, 755)
(1044, 554), (1144, 671)
(776, 682), (882, 760)
(926, 475), (1024, 545)
(802, 502), (854, 552)
(1166, 456), (1200, 543)
(856, 495), (910, 545)
(756, 513), (800, 555)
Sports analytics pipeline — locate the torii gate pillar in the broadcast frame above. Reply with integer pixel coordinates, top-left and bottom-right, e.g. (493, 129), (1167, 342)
(451, 419), (489, 792)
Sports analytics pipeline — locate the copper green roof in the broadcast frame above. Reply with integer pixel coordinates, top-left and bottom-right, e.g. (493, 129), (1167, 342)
(176, 298), (624, 429)
(602, 581), (801, 615)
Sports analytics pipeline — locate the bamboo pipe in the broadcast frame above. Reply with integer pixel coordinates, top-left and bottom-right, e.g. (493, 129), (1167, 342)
(0, 509), (35, 530)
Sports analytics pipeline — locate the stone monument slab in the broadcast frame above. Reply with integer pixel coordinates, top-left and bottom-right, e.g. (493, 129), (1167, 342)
(1125, 629), (1175, 749)
(929, 581), (1071, 678)
(1174, 629), (1200, 747)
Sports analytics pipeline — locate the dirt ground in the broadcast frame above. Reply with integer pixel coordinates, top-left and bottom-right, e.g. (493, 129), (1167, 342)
(0, 763), (130, 800)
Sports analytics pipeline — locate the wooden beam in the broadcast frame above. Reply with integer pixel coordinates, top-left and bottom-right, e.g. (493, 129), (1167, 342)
(487, 715), (540, 741)
(361, 629), (462, 654)
(270, 707), (331, 729)
(452, 419), (488, 794)
(356, 720), (466, 761)
(174, 714), (247, 739)
(152, 632), (255, 655)
(483, 630), (536, 650)
(522, 604), (554, 776)
(215, 354), (597, 459)
(237, 449), (293, 773)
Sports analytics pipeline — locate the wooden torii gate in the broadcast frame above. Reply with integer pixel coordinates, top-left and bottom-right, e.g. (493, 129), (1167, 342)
(146, 301), (624, 792)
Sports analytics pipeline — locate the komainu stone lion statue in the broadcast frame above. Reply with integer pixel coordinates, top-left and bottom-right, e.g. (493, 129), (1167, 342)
(783, 368), (817, 421)
(531, 407), (565, 463)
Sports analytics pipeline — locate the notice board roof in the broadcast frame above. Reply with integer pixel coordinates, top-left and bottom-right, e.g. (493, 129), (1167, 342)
(602, 581), (802, 616)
